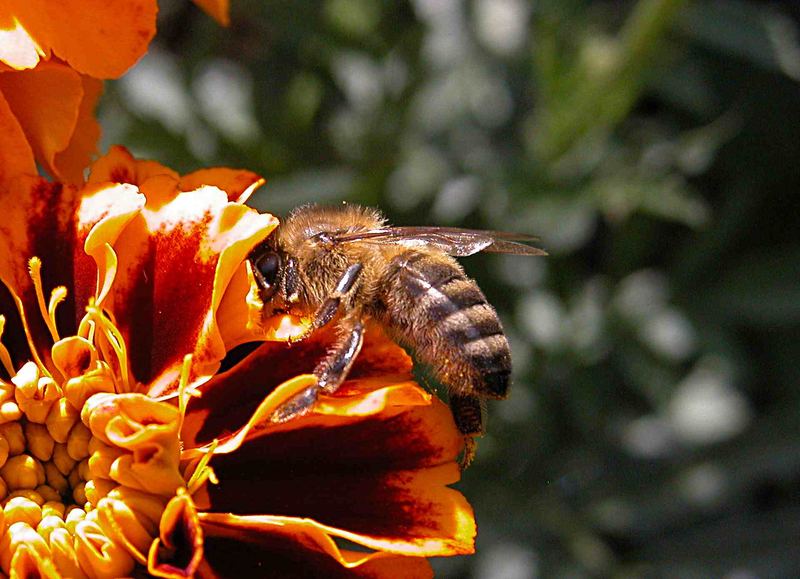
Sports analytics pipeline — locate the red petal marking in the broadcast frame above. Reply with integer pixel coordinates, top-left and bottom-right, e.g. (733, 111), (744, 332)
(97, 178), (275, 395)
(74, 182), (146, 324)
(182, 323), (412, 447)
(0, 176), (78, 364)
(193, 395), (474, 555)
(200, 514), (433, 578)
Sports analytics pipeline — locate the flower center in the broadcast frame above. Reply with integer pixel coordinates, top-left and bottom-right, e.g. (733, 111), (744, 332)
(0, 258), (202, 576)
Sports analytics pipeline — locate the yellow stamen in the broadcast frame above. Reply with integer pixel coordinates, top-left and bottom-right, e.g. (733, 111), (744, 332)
(177, 355), (200, 434)
(28, 257), (60, 344)
(83, 300), (130, 393)
(95, 243), (118, 306)
(185, 439), (219, 496)
(0, 276), (54, 380)
(0, 316), (16, 377)
(47, 286), (68, 336)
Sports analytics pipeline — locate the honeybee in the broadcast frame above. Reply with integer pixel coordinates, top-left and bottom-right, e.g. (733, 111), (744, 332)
(249, 204), (544, 466)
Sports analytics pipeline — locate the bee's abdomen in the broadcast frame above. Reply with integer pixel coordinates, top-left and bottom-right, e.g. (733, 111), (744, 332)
(379, 251), (511, 399)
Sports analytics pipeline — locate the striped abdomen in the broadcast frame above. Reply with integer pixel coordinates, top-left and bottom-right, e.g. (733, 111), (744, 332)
(373, 250), (511, 433)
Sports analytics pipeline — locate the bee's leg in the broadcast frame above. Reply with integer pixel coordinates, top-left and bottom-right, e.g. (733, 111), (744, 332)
(271, 317), (365, 423)
(315, 316), (365, 392)
(449, 394), (485, 470)
(288, 263), (363, 343)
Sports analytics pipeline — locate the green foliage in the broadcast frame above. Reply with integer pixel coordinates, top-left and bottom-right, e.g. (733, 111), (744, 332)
(102, 0), (800, 576)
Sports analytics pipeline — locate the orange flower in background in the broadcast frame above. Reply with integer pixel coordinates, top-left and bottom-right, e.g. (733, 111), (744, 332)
(0, 0), (228, 188)
(0, 147), (476, 576)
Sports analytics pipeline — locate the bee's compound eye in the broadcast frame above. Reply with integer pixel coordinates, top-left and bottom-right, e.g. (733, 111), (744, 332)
(252, 251), (281, 295)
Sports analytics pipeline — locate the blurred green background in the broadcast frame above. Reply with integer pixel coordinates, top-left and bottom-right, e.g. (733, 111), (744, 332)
(101, 0), (800, 576)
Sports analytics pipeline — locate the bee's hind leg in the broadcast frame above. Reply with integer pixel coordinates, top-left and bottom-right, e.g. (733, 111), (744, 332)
(449, 394), (486, 470)
(271, 316), (365, 423)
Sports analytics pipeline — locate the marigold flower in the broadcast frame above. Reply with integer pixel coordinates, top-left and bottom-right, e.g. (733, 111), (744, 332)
(0, 146), (476, 576)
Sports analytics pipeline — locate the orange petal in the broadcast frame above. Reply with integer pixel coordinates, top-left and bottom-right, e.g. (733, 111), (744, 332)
(0, 88), (36, 187)
(191, 0), (230, 27)
(51, 75), (103, 184)
(148, 490), (204, 578)
(87, 145), (179, 186)
(6, 0), (156, 79)
(182, 323), (412, 448)
(0, 61), (86, 182)
(199, 513), (433, 578)
(180, 167), (264, 204)
(190, 378), (473, 556)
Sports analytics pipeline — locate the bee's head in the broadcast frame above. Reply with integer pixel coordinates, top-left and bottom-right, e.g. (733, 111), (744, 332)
(248, 234), (303, 314)
(249, 237), (284, 303)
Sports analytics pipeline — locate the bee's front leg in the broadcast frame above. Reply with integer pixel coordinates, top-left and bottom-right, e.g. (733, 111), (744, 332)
(271, 263), (364, 423)
(271, 316), (365, 423)
(287, 262), (363, 344)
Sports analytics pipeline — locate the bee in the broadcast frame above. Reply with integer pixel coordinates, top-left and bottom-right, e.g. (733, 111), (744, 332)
(248, 203), (544, 466)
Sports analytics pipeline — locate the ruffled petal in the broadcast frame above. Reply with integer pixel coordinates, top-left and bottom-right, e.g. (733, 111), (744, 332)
(3, 0), (157, 79)
(87, 145), (179, 186)
(87, 159), (275, 395)
(179, 167), (264, 204)
(182, 324), (413, 447)
(199, 514), (432, 578)
(148, 490), (204, 578)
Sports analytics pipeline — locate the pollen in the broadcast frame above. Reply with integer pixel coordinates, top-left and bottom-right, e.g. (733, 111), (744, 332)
(0, 259), (197, 577)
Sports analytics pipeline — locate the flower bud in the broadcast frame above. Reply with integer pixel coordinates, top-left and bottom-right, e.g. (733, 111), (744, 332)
(0, 422), (25, 456)
(42, 500), (66, 519)
(23, 421), (54, 461)
(46, 396), (79, 444)
(51, 336), (96, 380)
(0, 454), (45, 490)
(15, 373), (61, 424)
(52, 443), (77, 475)
(67, 422), (91, 461)
(49, 527), (85, 578)
(96, 495), (155, 561)
(3, 496), (43, 528)
(35, 484), (61, 503)
(72, 481), (87, 506)
(0, 522), (50, 575)
(75, 518), (136, 578)
(65, 365), (115, 413)
(44, 462), (69, 495)
(105, 486), (165, 533)
(6, 488), (44, 505)
(0, 379), (14, 403)
(0, 400), (22, 424)
(68, 465), (82, 492)
(88, 440), (124, 480)
(64, 507), (86, 533)
(85, 478), (116, 505)
(0, 434), (8, 469)
(36, 514), (66, 543)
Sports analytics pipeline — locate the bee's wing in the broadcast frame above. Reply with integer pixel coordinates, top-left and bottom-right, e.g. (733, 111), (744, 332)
(330, 226), (546, 257)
